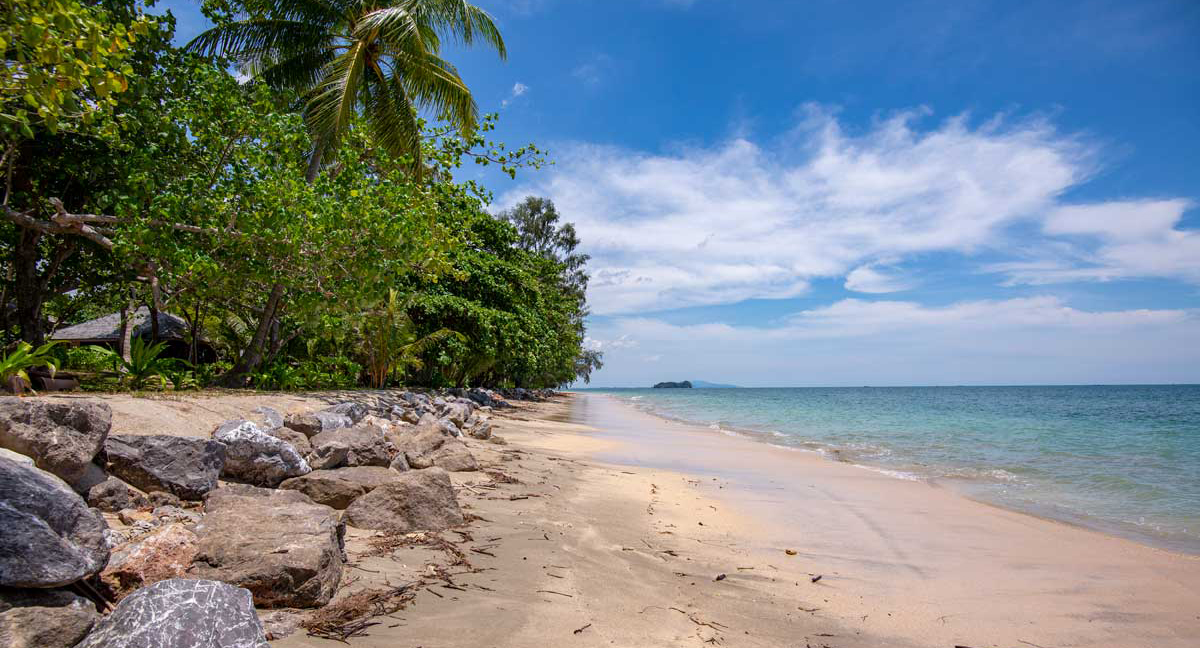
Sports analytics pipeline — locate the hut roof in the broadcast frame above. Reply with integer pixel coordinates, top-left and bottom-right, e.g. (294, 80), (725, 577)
(52, 308), (191, 343)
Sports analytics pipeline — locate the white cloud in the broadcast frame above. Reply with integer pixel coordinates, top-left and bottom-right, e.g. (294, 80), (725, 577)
(844, 262), (914, 293)
(585, 297), (1200, 386)
(500, 106), (1196, 315)
(571, 54), (613, 88)
(995, 199), (1200, 285)
(501, 82), (530, 108)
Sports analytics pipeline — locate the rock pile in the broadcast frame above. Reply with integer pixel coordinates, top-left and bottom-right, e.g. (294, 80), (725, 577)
(0, 388), (527, 647)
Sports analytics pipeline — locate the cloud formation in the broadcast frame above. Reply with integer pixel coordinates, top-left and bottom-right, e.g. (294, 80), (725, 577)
(501, 106), (1196, 315)
(500, 82), (529, 108)
(587, 297), (1200, 386)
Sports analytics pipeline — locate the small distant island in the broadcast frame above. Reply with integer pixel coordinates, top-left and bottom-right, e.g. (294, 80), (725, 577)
(653, 381), (693, 389)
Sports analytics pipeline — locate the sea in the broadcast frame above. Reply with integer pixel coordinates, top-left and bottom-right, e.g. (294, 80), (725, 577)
(584, 385), (1200, 554)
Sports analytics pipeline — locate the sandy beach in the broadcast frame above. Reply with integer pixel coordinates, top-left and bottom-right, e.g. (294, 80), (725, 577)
(59, 390), (1200, 647)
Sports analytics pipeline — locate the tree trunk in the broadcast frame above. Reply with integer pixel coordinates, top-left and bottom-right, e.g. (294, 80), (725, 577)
(117, 288), (136, 367)
(147, 264), (162, 342)
(12, 229), (45, 345)
(217, 282), (284, 387)
(304, 136), (326, 185)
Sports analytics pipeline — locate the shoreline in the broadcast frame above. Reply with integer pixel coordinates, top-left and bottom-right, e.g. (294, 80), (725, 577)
(40, 389), (1199, 646)
(582, 387), (1200, 556)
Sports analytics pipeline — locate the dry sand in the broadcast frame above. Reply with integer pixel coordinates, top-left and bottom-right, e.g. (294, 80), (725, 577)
(65, 390), (1200, 647)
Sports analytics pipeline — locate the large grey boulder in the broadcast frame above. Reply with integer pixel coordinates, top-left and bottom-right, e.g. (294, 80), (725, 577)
(0, 587), (99, 648)
(279, 466), (402, 509)
(343, 467), (464, 533)
(0, 456), (109, 587)
(102, 435), (225, 501)
(309, 424), (393, 468)
(191, 485), (343, 608)
(86, 476), (149, 512)
(213, 420), (310, 487)
(0, 398), (111, 486)
(74, 578), (268, 648)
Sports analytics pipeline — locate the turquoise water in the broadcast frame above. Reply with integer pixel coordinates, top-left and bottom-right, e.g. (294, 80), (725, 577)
(585, 386), (1200, 553)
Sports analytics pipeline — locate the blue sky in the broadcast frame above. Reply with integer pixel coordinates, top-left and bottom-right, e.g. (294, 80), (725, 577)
(160, 0), (1200, 387)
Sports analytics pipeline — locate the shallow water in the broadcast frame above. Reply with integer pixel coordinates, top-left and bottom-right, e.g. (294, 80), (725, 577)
(581, 385), (1200, 554)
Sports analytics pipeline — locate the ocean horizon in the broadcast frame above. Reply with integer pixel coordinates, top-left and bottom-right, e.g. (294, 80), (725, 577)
(581, 385), (1200, 554)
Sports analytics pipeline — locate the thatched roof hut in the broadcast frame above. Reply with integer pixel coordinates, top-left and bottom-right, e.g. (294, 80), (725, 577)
(52, 308), (215, 361)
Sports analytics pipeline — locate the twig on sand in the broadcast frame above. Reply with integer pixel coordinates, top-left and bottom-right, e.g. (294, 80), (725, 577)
(537, 589), (574, 598)
(470, 547), (496, 557)
(573, 623), (592, 635)
(810, 574), (823, 583)
(668, 607), (730, 631)
(302, 584), (416, 642)
(1018, 641), (1051, 648)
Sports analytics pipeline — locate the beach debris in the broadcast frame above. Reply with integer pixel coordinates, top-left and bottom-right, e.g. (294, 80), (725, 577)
(714, 573), (727, 581)
(785, 549), (797, 556)
(301, 584), (416, 642)
(573, 623), (592, 635)
(810, 574), (822, 583)
(537, 589), (574, 598)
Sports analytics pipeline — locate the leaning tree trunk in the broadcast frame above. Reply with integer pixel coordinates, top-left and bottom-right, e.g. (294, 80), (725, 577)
(217, 282), (284, 387)
(117, 288), (137, 366)
(304, 136), (327, 185)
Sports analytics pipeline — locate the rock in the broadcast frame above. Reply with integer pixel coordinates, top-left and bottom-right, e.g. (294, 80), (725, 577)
(87, 476), (149, 512)
(0, 587), (99, 648)
(191, 485), (343, 608)
(440, 402), (472, 427)
(343, 467), (464, 533)
(279, 466), (401, 509)
(213, 420), (310, 487)
(148, 490), (182, 508)
(0, 398), (111, 486)
(399, 409), (420, 424)
(325, 402), (368, 424)
(268, 427), (311, 457)
(249, 406), (283, 431)
(117, 508), (153, 526)
(152, 505), (202, 525)
(309, 425), (393, 468)
(488, 435), (508, 445)
(100, 524), (198, 601)
(0, 448), (32, 465)
(258, 609), (302, 641)
(389, 452), (410, 472)
(468, 419), (493, 440)
(431, 440), (479, 472)
(0, 456), (109, 587)
(74, 578), (268, 648)
(284, 410), (351, 438)
(102, 435), (225, 501)
(306, 441), (349, 470)
(391, 424), (454, 469)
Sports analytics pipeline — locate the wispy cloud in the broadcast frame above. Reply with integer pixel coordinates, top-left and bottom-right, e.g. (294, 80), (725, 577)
(586, 297), (1200, 386)
(571, 53), (614, 89)
(501, 105), (1194, 315)
(500, 82), (529, 108)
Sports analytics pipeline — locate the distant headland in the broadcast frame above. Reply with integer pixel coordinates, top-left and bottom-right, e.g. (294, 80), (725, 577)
(652, 381), (692, 388)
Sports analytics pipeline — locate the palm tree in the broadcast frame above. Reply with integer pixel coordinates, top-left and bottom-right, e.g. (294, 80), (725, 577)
(189, 0), (505, 182)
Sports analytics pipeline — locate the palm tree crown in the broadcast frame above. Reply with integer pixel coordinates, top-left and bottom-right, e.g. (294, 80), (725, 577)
(189, 0), (505, 181)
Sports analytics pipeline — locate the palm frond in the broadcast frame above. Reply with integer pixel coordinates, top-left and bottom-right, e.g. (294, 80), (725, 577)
(390, 49), (477, 135)
(304, 40), (368, 154)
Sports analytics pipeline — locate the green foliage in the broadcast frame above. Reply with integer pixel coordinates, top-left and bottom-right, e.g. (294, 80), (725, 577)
(3, 0), (598, 392)
(1, 0), (154, 139)
(190, 0), (506, 179)
(0, 341), (59, 390)
(88, 337), (181, 390)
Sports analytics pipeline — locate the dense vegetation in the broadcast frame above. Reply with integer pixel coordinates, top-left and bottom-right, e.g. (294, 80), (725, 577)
(0, 0), (600, 391)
